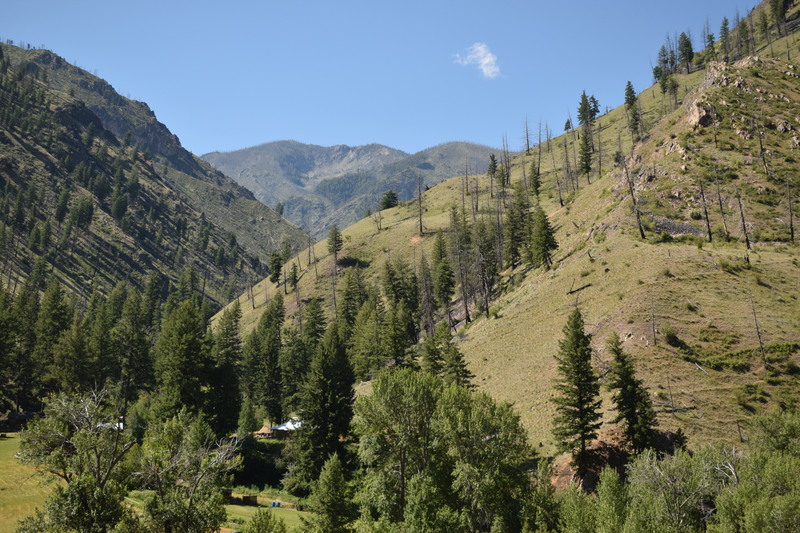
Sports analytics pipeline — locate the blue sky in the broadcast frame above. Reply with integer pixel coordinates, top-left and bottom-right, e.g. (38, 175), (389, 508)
(4, 0), (754, 155)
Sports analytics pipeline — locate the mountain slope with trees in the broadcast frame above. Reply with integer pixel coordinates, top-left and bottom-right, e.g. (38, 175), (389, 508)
(4, 2), (800, 531)
(0, 43), (306, 271)
(223, 2), (800, 457)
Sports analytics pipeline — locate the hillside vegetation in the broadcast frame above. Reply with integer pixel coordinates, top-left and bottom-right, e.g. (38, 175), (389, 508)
(0, 43), (306, 304)
(225, 17), (800, 454)
(0, 43), (306, 281)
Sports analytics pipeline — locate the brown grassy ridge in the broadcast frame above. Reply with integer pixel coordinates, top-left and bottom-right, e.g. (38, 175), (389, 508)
(218, 39), (800, 453)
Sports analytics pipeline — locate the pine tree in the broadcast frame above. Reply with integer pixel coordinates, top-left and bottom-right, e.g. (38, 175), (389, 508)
(473, 217), (499, 317)
(531, 206), (558, 270)
(529, 160), (541, 200)
(606, 333), (656, 452)
(288, 322), (355, 494)
(418, 254), (436, 338)
(305, 453), (354, 533)
(237, 395), (260, 437)
(302, 298), (327, 351)
(268, 250), (283, 284)
(488, 154), (498, 198)
(551, 308), (602, 478)
(677, 32), (694, 73)
(338, 267), (368, 335)
(423, 321), (474, 388)
(720, 17), (731, 62)
(50, 314), (90, 393)
(624, 81), (641, 139)
(327, 223), (343, 264)
(432, 232), (455, 313)
(111, 289), (151, 416)
(279, 327), (311, 413)
(349, 301), (385, 379)
(578, 128), (593, 179)
(34, 279), (72, 392)
(380, 190), (399, 210)
(208, 300), (243, 436)
(252, 294), (285, 425)
(153, 299), (210, 418)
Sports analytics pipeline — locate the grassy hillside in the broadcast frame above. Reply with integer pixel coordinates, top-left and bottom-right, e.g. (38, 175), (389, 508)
(221, 34), (800, 454)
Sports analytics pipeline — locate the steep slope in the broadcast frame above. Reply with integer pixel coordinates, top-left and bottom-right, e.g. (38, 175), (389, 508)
(221, 49), (800, 453)
(202, 140), (499, 235)
(0, 44), (305, 267)
(0, 46), (281, 305)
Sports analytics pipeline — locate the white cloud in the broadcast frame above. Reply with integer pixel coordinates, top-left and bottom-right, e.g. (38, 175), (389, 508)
(454, 42), (500, 79)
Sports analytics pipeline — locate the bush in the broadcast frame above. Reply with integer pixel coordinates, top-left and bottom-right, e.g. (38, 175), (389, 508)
(661, 324), (680, 347)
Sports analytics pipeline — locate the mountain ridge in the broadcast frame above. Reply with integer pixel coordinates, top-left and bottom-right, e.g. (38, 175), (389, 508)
(1, 44), (306, 265)
(202, 139), (501, 235)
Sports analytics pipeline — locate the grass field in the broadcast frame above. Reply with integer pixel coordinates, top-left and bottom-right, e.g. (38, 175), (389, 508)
(224, 500), (307, 531)
(0, 434), (309, 532)
(0, 433), (49, 532)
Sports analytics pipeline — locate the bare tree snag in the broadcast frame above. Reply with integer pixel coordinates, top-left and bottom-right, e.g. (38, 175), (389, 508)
(736, 189), (751, 250)
(699, 178), (713, 242)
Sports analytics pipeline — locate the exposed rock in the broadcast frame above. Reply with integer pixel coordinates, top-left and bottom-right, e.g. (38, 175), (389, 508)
(776, 120), (793, 133)
(686, 99), (715, 128)
(665, 141), (686, 156)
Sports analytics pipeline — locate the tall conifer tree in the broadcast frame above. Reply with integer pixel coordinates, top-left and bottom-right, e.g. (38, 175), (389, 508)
(552, 308), (602, 478)
(606, 333), (656, 452)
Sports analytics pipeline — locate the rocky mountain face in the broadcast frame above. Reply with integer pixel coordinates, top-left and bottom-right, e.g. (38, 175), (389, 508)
(2, 44), (306, 265)
(0, 43), (305, 305)
(203, 140), (500, 235)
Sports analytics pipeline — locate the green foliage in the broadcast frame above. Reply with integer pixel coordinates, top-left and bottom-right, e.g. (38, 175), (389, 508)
(551, 308), (602, 477)
(504, 181), (531, 267)
(607, 333), (656, 452)
(348, 300), (386, 380)
(208, 300), (243, 436)
(355, 368), (532, 530)
(269, 250), (284, 284)
(238, 396), (260, 437)
(279, 327), (312, 413)
(625, 447), (726, 533)
(328, 223), (344, 262)
(137, 409), (240, 533)
(677, 32), (694, 72)
(15, 390), (136, 532)
(380, 189), (399, 210)
(624, 81), (641, 138)
(355, 368), (443, 522)
(558, 483), (595, 533)
(245, 294), (285, 425)
(153, 299), (210, 418)
(422, 321), (474, 387)
(594, 467), (628, 533)
(286, 322), (354, 495)
(241, 508), (288, 533)
(305, 453), (355, 533)
(432, 231), (455, 311)
(531, 206), (558, 270)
